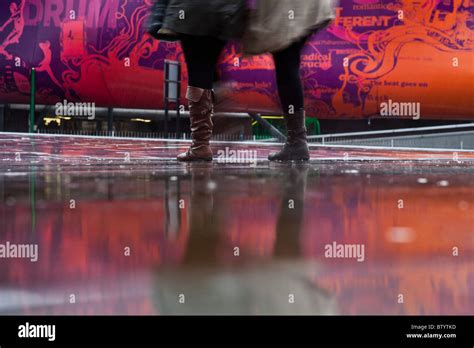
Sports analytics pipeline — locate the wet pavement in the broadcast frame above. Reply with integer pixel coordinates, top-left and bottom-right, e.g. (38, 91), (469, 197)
(2, 133), (474, 165)
(0, 133), (473, 315)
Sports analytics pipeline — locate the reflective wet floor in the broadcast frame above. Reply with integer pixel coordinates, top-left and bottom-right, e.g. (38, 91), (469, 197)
(0, 134), (473, 315)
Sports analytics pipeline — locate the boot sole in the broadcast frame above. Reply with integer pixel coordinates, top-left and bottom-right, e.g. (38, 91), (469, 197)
(268, 154), (310, 162)
(177, 158), (213, 162)
(269, 158), (310, 162)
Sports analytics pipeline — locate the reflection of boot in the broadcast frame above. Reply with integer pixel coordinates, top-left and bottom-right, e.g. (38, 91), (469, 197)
(185, 164), (218, 266)
(274, 164), (309, 259)
(269, 109), (310, 162)
(177, 86), (214, 162)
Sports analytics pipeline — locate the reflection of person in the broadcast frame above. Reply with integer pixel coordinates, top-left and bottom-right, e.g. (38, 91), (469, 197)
(182, 164), (218, 266)
(0, 1), (25, 60)
(273, 164), (310, 258)
(148, 0), (246, 162)
(243, 1), (336, 161)
(153, 164), (336, 315)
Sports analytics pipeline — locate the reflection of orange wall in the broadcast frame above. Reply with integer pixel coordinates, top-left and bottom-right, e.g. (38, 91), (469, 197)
(302, 178), (474, 259)
(0, 172), (473, 315)
(300, 177), (474, 315)
(218, 196), (279, 262)
(315, 260), (474, 314)
(0, 200), (189, 285)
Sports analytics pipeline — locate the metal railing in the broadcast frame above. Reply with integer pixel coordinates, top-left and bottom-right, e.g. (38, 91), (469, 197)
(35, 129), (273, 142)
(308, 123), (474, 150)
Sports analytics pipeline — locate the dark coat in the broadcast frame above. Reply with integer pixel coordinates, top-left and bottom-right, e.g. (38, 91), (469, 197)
(147, 0), (176, 41)
(148, 0), (246, 41)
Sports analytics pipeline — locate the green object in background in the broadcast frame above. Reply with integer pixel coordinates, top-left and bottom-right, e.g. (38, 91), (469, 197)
(252, 115), (321, 138)
(306, 117), (321, 136)
(29, 68), (36, 133)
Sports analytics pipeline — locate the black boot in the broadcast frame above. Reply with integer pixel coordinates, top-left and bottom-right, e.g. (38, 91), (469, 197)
(269, 109), (310, 161)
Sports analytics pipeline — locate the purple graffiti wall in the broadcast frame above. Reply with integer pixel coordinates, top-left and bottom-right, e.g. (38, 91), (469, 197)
(0, 0), (473, 119)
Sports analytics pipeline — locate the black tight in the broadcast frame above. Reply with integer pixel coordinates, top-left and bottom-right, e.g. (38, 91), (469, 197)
(180, 33), (309, 114)
(272, 36), (308, 114)
(180, 34), (226, 90)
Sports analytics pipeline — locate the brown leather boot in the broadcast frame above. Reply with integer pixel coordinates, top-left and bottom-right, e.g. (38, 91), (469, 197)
(268, 109), (310, 162)
(177, 86), (214, 162)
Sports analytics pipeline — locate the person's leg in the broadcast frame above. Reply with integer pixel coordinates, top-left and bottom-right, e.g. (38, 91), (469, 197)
(180, 34), (225, 89)
(273, 38), (306, 115)
(269, 37), (310, 161)
(177, 35), (226, 162)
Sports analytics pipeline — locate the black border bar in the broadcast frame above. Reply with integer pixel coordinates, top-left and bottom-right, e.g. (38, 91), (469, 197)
(0, 316), (473, 346)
